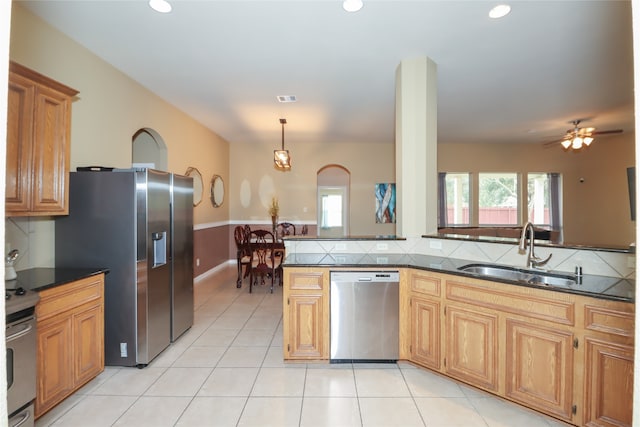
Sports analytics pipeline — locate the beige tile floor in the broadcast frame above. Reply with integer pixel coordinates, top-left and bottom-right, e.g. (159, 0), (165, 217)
(35, 266), (571, 427)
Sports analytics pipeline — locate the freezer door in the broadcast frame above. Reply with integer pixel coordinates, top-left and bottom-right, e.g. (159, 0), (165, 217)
(170, 173), (194, 341)
(136, 169), (172, 365)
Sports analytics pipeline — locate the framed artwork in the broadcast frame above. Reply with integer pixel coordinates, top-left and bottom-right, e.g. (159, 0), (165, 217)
(375, 183), (396, 223)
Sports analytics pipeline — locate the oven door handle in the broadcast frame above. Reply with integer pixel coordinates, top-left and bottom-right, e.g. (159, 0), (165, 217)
(9, 409), (31, 427)
(6, 322), (34, 343)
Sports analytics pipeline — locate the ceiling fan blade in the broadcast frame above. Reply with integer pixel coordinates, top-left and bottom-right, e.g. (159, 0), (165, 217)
(543, 139), (564, 146)
(592, 129), (623, 135)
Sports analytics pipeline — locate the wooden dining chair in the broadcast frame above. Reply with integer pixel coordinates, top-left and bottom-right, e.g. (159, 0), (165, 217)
(248, 229), (282, 293)
(234, 225), (251, 288)
(276, 222), (296, 239)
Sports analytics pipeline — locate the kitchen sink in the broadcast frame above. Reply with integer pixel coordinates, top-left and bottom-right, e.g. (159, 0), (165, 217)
(458, 263), (577, 287)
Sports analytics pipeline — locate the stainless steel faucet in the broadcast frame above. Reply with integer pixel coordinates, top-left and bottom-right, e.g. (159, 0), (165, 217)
(518, 222), (552, 269)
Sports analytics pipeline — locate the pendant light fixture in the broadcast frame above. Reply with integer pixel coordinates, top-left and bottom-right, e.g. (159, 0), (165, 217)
(274, 118), (291, 171)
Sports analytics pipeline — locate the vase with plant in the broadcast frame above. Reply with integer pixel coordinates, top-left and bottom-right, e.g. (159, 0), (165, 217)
(268, 197), (279, 232)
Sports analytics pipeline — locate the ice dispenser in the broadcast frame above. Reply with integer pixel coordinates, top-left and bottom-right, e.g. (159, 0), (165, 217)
(152, 231), (167, 267)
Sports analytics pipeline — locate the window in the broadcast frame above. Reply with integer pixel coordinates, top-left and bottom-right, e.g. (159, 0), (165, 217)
(438, 171), (562, 234)
(527, 173), (561, 230)
(438, 173), (470, 226)
(478, 173), (519, 225)
(320, 193), (343, 228)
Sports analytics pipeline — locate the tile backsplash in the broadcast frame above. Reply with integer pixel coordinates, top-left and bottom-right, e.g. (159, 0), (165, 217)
(5, 217), (56, 271)
(285, 236), (636, 279)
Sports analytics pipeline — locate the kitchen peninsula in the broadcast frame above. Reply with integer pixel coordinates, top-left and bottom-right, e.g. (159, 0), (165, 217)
(281, 235), (634, 427)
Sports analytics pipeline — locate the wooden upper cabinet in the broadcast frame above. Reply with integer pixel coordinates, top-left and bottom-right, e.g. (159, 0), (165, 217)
(6, 62), (78, 216)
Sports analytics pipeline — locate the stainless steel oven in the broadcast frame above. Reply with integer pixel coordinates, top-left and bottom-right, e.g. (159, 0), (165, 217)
(6, 288), (39, 427)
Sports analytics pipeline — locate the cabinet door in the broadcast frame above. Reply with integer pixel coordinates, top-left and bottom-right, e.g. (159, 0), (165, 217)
(445, 305), (498, 392)
(6, 72), (34, 213)
(73, 303), (104, 386)
(583, 337), (633, 427)
(285, 293), (325, 359)
(410, 296), (440, 369)
(31, 85), (71, 214)
(36, 316), (73, 417)
(505, 319), (574, 421)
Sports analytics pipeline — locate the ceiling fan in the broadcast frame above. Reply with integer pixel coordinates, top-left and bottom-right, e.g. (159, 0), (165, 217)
(544, 119), (623, 150)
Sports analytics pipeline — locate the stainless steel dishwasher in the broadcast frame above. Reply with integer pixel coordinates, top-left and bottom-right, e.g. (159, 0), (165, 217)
(330, 271), (399, 363)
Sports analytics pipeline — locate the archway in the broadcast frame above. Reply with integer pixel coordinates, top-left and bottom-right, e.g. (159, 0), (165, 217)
(317, 164), (350, 237)
(132, 128), (168, 171)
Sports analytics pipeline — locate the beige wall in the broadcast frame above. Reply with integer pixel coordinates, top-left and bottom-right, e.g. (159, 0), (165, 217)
(438, 133), (636, 248)
(9, 4), (229, 227)
(230, 140), (396, 236)
(7, 5), (230, 270)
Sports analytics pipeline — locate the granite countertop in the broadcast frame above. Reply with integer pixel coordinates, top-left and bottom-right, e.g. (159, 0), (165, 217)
(282, 253), (634, 303)
(8, 267), (108, 293)
(284, 235), (406, 241)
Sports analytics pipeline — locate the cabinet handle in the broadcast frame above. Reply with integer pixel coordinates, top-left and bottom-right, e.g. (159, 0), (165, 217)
(573, 338), (579, 349)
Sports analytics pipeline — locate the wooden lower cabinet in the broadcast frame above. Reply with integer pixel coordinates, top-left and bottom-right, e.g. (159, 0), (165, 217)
(402, 268), (634, 427)
(581, 301), (635, 427)
(283, 267), (634, 426)
(407, 270), (442, 370)
(35, 274), (105, 418)
(505, 319), (574, 421)
(410, 297), (440, 369)
(444, 304), (499, 392)
(283, 268), (329, 360)
(36, 316), (73, 413)
(583, 338), (633, 427)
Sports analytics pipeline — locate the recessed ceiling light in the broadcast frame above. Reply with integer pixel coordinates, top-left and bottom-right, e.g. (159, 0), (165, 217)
(489, 4), (511, 19)
(149, 0), (172, 13)
(343, 0), (363, 13)
(277, 95), (297, 103)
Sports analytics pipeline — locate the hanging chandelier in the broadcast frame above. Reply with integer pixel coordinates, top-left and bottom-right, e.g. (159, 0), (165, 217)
(274, 118), (291, 171)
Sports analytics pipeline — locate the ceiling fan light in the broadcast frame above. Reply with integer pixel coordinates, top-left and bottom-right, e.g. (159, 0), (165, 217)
(561, 139), (572, 149)
(572, 137), (583, 149)
(583, 136), (594, 146)
(343, 0), (363, 12)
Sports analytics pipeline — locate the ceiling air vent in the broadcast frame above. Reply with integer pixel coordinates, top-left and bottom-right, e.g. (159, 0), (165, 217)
(277, 95), (297, 103)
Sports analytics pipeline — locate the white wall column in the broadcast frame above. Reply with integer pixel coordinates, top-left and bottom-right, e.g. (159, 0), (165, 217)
(395, 57), (438, 237)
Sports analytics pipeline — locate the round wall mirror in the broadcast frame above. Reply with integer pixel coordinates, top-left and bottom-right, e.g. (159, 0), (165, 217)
(185, 167), (203, 206)
(211, 175), (225, 207)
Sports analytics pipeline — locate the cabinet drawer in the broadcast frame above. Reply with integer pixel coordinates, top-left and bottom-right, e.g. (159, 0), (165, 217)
(446, 279), (575, 326)
(584, 304), (635, 338)
(36, 274), (104, 321)
(410, 271), (441, 297)
(287, 271), (324, 291)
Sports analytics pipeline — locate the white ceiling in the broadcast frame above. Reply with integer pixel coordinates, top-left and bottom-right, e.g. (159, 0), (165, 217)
(18, 0), (635, 148)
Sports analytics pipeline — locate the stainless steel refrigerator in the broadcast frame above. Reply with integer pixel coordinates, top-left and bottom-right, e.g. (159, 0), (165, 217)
(55, 168), (194, 367)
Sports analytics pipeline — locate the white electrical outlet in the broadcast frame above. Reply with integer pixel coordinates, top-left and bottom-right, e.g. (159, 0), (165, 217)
(376, 257), (389, 264)
(335, 243), (347, 251)
(196, 258), (200, 267)
(376, 243), (388, 251)
(429, 240), (443, 250)
(120, 343), (127, 358)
